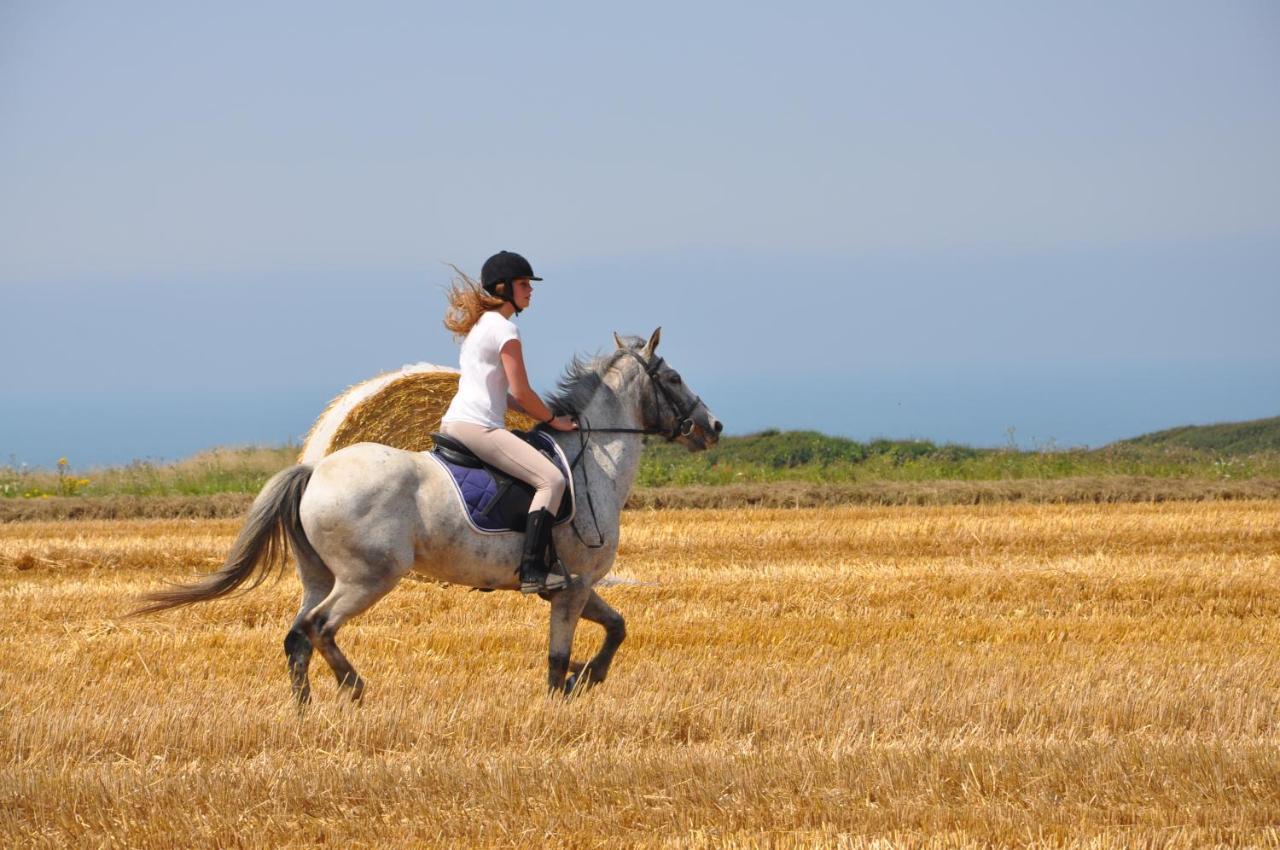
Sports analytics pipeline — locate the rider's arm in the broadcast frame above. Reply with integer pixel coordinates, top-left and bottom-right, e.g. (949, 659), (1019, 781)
(500, 339), (576, 430)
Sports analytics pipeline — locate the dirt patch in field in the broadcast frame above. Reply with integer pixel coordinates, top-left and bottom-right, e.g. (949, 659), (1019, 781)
(3, 477), (1279, 522)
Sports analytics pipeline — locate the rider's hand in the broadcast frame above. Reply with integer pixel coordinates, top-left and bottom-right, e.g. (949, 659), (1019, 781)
(547, 415), (578, 431)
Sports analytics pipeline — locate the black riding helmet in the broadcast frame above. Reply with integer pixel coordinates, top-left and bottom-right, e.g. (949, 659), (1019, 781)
(481, 251), (542, 314)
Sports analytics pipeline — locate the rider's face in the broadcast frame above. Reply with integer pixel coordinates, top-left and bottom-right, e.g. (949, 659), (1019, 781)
(511, 278), (533, 310)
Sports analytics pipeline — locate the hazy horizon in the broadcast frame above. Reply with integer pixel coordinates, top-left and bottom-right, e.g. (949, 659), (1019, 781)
(6, 362), (1276, 470)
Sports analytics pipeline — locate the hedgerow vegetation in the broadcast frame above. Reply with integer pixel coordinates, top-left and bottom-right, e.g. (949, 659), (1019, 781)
(4, 418), (1278, 499)
(634, 427), (1280, 487)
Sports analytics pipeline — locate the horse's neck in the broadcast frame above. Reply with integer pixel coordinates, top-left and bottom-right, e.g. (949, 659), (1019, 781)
(552, 370), (645, 511)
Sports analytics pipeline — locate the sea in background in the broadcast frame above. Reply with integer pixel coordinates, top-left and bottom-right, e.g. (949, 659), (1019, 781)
(6, 240), (1278, 468)
(4, 360), (1276, 469)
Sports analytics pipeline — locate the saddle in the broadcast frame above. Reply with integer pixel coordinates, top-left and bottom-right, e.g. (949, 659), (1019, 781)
(427, 430), (575, 534)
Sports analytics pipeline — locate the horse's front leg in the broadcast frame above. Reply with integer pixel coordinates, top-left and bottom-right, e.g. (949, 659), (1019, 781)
(544, 578), (591, 693)
(565, 588), (626, 692)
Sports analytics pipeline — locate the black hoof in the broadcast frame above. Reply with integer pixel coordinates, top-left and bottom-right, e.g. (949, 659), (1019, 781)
(564, 666), (598, 696)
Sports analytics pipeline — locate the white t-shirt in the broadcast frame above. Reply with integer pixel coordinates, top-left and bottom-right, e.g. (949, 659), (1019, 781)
(441, 311), (521, 429)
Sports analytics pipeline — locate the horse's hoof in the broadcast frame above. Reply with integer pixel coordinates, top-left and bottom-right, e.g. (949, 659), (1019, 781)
(340, 675), (366, 703)
(565, 669), (599, 695)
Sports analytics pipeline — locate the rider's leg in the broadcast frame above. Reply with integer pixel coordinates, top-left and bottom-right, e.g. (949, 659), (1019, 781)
(439, 422), (567, 593)
(519, 506), (562, 594)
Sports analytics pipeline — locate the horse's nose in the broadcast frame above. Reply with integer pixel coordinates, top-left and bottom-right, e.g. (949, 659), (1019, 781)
(712, 419), (723, 435)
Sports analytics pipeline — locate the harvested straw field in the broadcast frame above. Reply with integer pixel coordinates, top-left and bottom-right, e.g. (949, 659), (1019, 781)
(2, 501), (1278, 848)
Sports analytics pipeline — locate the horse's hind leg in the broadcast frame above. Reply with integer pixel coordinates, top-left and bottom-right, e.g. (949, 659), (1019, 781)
(566, 589), (626, 692)
(302, 574), (399, 701)
(285, 551), (334, 705)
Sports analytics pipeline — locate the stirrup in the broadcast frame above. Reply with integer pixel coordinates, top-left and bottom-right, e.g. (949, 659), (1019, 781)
(521, 560), (568, 595)
(520, 572), (568, 594)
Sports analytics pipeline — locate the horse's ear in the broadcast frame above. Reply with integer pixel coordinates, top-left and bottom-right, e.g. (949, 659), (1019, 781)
(644, 327), (662, 356)
(613, 332), (627, 350)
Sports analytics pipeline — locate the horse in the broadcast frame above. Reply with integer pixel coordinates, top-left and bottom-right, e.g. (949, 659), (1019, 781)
(135, 328), (723, 702)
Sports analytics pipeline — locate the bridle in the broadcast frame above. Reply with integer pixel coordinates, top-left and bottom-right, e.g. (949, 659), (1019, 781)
(570, 348), (705, 441)
(554, 348), (706, 548)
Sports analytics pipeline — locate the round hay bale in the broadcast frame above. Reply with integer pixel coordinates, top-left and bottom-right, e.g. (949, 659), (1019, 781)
(299, 363), (538, 463)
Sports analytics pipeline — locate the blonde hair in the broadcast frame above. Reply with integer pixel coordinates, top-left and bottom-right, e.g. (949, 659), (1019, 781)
(442, 264), (507, 340)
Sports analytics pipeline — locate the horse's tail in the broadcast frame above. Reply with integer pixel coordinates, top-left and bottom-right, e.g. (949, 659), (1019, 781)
(132, 465), (317, 616)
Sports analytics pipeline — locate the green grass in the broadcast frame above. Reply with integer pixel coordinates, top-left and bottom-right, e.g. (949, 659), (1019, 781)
(1117, 415), (1280, 454)
(1, 445), (300, 499)
(5, 421), (1280, 499)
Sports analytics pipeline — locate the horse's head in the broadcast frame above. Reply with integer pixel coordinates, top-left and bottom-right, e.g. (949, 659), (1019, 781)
(613, 327), (723, 452)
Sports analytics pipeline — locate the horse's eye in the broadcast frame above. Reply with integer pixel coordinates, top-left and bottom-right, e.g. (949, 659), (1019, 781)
(669, 374), (682, 385)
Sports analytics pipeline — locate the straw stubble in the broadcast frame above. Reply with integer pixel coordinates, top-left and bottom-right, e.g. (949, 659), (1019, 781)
(1, 501), (1278, 848)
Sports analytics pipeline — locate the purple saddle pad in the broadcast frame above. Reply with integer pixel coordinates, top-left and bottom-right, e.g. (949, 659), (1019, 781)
(428, 430), (575, 534)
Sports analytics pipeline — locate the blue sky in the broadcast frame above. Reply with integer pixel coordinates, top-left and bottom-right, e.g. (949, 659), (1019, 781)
(3, 2), (1278, 466)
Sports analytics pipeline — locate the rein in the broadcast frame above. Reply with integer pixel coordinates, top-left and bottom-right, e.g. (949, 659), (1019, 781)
(556, 349), (704, 549)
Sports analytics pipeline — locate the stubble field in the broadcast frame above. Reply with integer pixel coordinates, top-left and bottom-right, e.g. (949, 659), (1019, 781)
(2, 501), (1278, 849)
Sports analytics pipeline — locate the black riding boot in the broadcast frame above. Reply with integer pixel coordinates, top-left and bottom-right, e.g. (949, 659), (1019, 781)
(519, 508), (568, 595)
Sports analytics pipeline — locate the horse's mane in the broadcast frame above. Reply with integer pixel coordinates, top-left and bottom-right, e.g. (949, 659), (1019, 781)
(545, 336), (645, 416)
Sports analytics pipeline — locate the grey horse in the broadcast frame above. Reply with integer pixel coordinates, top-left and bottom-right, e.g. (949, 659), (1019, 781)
(137, 329), (723, 702)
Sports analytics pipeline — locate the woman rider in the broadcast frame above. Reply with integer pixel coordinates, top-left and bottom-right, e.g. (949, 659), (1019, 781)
(440, 251), (578, 595)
